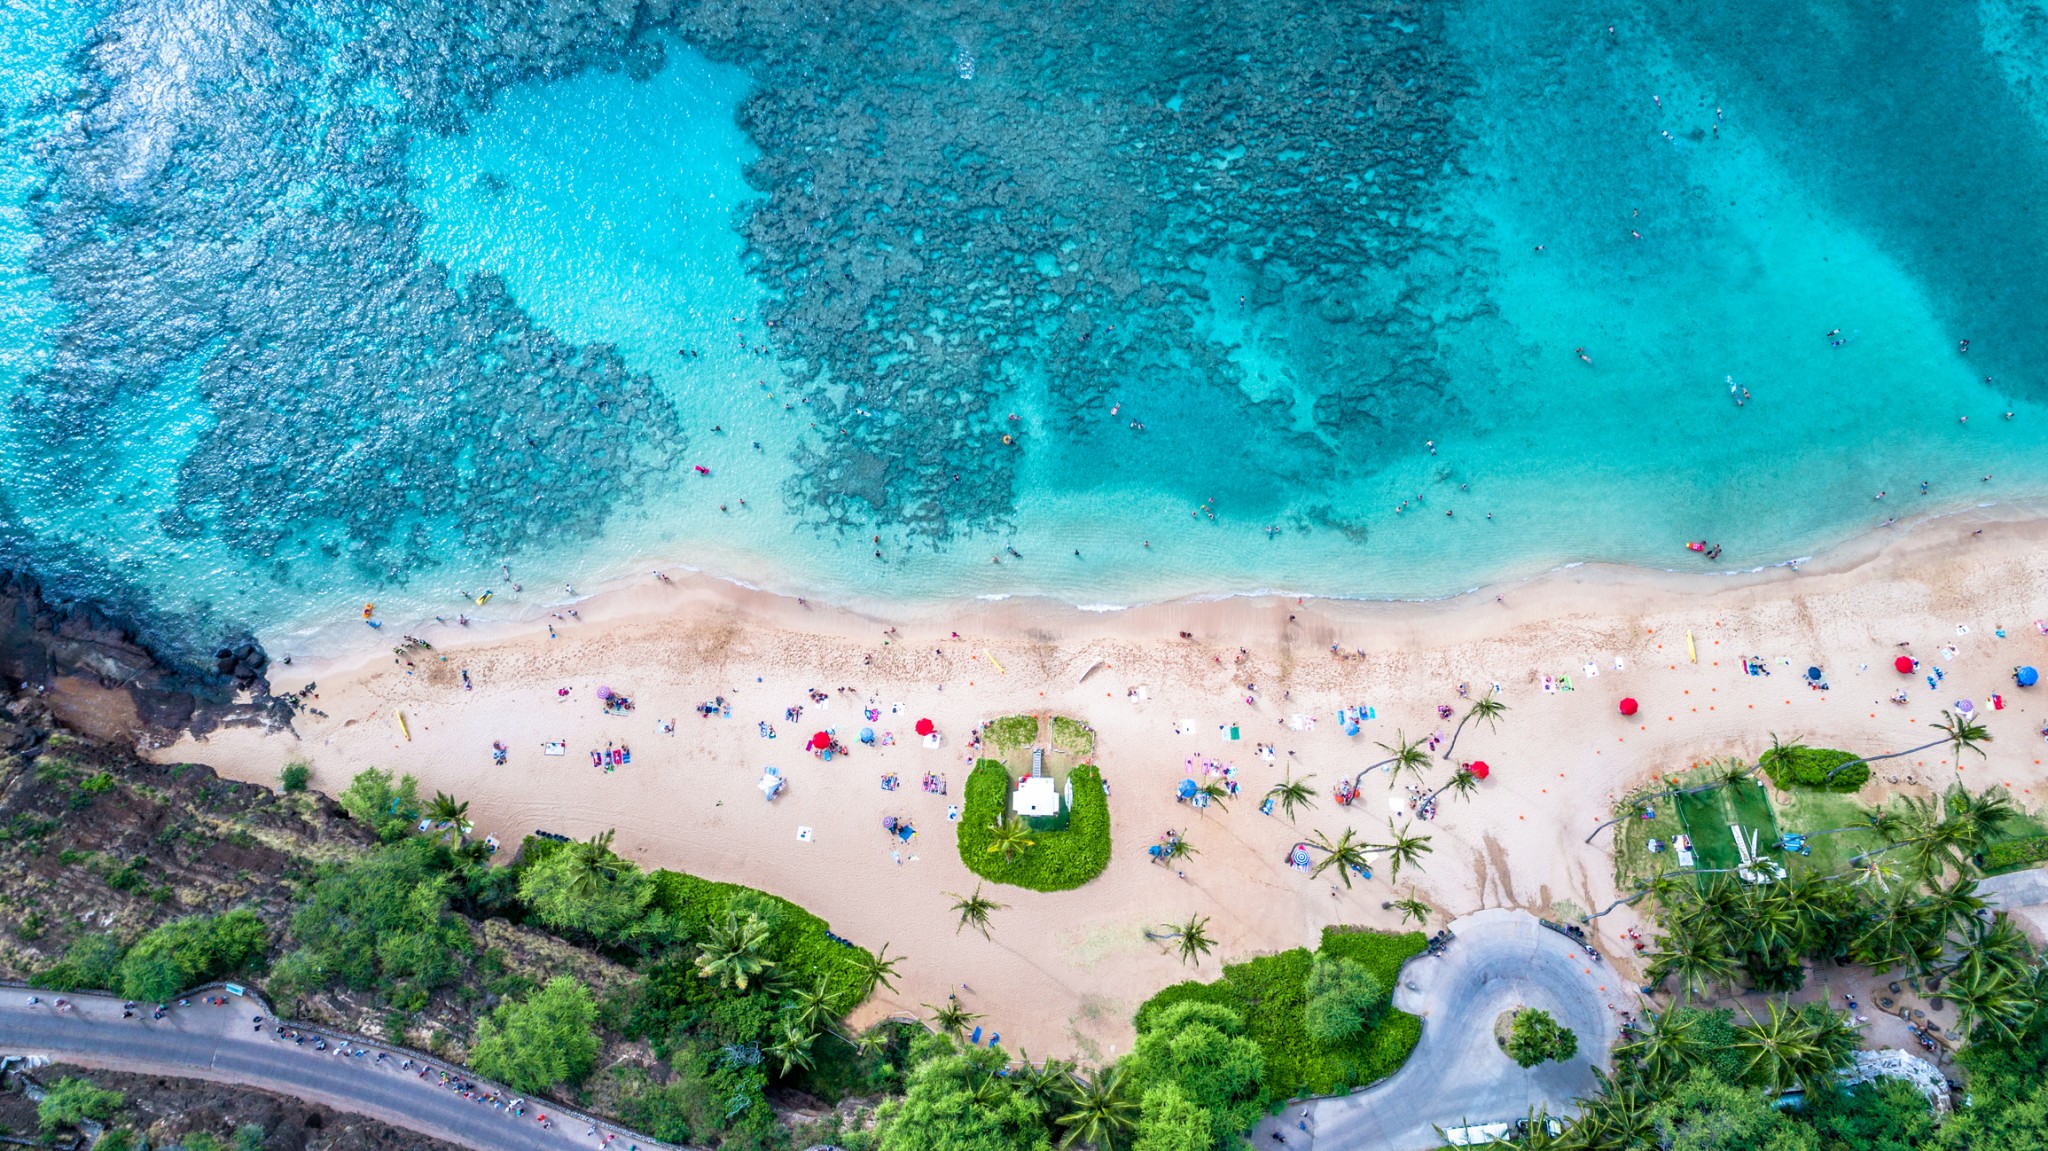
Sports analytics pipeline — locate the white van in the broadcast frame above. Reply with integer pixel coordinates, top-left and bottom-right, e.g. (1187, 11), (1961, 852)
(1442, 1122), (1513, 1146)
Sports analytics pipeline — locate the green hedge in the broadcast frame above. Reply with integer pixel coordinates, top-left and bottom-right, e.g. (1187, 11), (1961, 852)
(955, 760), (1111, 891)
(982, 714), (1040, 751)
(1761, 745), (1868, 792)
(1134, 927), (1426, 1098)
(1982, 835), (2048, 873)
(116, 910), (269, 1001)
(648, 870), (875, 1013)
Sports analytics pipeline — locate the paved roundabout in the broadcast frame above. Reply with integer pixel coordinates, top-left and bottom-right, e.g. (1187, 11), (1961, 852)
(1253, 908), (1622, 1150)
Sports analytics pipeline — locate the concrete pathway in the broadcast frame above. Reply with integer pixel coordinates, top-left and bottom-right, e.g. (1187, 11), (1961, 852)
(0, 988), (683, 1151)
(1252, 908), (1621, 1151)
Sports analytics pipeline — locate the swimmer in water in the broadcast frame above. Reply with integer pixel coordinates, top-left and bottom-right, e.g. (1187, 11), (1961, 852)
(1575, 347), (1593, 365)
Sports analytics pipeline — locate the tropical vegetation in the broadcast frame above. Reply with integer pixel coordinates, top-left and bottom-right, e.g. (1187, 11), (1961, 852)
(956, 760), (1112, 890)
(1134, 927), (1425, 1098)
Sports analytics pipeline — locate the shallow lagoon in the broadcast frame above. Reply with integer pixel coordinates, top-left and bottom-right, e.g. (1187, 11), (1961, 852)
(1, 0), (2044, 656)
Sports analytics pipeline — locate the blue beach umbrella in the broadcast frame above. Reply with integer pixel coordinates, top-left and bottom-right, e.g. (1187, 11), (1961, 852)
(1176, 778), (1199, 799)
(2018, 666), (2039, 687)
(1344, 723), (1361, 737)
(860, 727), (876, 743)
(1805, 666), (1823, 682)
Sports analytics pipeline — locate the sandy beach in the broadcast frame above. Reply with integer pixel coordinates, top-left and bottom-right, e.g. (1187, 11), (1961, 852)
(162, 507), (2048, 1061)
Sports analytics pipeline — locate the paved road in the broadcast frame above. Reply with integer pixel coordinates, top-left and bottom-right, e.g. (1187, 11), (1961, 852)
(1981, 867), (2048, 942)
(1253, 908), (1621, 1151)
(0, 989), (679, 1151)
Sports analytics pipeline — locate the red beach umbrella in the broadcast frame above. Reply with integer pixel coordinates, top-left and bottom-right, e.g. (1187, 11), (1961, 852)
(1468, 760), (1490, 780)
(1894, 655), (1916, 674)
(810, 731), (831, 750)
(1618, 697), (1639, 716)
(915, 718), (936, 736)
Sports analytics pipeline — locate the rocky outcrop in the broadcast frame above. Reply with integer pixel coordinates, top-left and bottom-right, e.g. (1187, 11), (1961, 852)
(0, 570), (289, 746)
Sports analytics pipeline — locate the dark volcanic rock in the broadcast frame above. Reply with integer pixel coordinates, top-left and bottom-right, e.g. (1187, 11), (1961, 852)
(0, 570), (288, 745)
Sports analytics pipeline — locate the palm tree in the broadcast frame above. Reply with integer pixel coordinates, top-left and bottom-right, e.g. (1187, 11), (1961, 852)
(1305, 827), (1374, 889)
(1011, 1053), (1077, 1105)
(847, 941), (903, 997)
(1157, 833), (1198, 865)
(1563, 1074), (1656, 1150)
(1645, 931), (1740, 1000)
(1442, 690), (1508, 760)
(1265, 772), (1318, 822)
(1733, 1000), (1821, 1093)
(1803, 803), (1907, 841)
(1824, 709), (1992, 783)
(1422, 767), (1479, 807)
(767, 1023), (817, 1075)
(1054, 1064), (1140, 1150)
(925, 999), (981, 1038)
(562, 829), (625, 899)
(1855, 785), (2017, 878)
(1154, 915), (1216, 966)
(1356, 733), (1427, 790)
(1944, 962), (2034, 1044)
(696, 912), (776, 990)
(986, 815), (1037, 863)
(785, 975), (838, 1037)
(1847, 891), (1943, 975)
(949, 883), (1006, 939)
(1922, 874), (1989, 940)
(1617, 1006), (1704, 1083)
(1194, 780), (1231, 815)
(1375, 820), (1434, 883)
(1390, 894), (1432, 927)
(426, 792), (469, 842)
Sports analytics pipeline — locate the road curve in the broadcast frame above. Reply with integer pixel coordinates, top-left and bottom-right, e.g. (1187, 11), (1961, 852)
(1253, 908), (1621, 1151)
(0, 989), (683, 1151)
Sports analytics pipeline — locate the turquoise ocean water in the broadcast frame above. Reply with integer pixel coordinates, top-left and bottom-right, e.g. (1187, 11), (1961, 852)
(4, 0), (2048, 660)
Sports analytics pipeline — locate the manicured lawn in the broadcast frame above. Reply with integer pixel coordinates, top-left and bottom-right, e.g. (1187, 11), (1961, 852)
(1673, 775), (1781, 875)
(1772, 789), (1884, 878)
(955, 759), (1111, 890)
(1612, 793), (1677, 891)
(1134, 927), (1426, 1098)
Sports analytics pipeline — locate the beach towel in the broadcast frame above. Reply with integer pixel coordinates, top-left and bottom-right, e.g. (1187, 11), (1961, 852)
(796, 826), (813, 842)
(1543, 675), (1557, 694)
(1583, 662), (1600, 678)
(1559, 675), (1574, 691)
(543, 742), (566, 756)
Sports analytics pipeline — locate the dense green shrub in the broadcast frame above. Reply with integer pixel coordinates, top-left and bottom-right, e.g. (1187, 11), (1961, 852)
(336, 767), (423, 841)
(38, 1077), (125, 1134)
(1051, 715), (1095, 757)
(117, 909), (267, 1001)
(280, 760), (311, 792)
(981, 714), (1040, 750)
(39, 932), (126, 991)
(648, 870), (874, 1012)
(1982, 834), (2048, 872)
(1134, 927), (1426, 1097)
(271, 837), (473, 1010)
(1303, 953), (1388, 1043)
(470, 976), (600, 1093)
(1760, 745), (1867, 792)
(1505, 1007), (1578, 1067)
(955, 760), (1111, 890)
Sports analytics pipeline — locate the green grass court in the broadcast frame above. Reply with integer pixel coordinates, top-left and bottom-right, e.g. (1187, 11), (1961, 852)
(1671, 775), (1782, 874)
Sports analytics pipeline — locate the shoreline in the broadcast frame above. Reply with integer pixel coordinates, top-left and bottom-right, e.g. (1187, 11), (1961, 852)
(257, 492), (2047, 667)
(166, 504), (2048, 1060)
(271, 496), (2041, 686)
